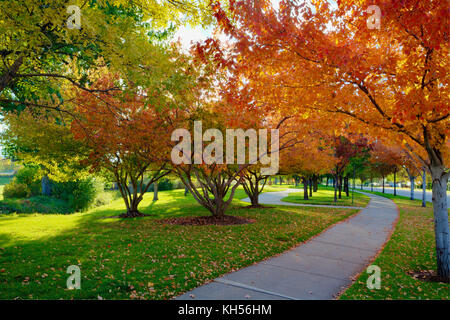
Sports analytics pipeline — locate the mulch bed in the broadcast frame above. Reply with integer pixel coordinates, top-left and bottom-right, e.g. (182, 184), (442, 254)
(408, 270), (450, 283)
(158, 215), (255, 226)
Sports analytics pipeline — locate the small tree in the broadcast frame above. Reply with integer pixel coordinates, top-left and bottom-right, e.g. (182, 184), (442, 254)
(72, 75), (173, 217)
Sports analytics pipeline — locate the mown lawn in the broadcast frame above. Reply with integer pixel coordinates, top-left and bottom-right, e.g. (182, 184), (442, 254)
(340, 193), (450, 300)
(281, 186), (370, 207)
(0, 187), (358, 300)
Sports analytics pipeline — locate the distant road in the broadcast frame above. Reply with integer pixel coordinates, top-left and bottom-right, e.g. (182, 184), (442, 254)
(355, 186), (450, 208)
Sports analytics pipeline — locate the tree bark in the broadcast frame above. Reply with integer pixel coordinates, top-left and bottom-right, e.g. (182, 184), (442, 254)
(394, 170), (397, 196)
(309, 178), (313, 197)
(333, 174), (338, 202)
(153, 183), (158, 201)
(303, 177), (309, 200)
(382, 176), (385, 193)
(430, 164), (450, 279)
(344, 176), (349, 197)
(422, 169), (426, 208)
(371, 177), (373, 192)
(185, 185), (189, 196)
(338, 175), (342, 199)
(410, 177), (415, 200)
(41, 175), (51, 196)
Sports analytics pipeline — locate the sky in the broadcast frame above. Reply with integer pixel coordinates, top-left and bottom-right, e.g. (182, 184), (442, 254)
(173, 0), (283, 50)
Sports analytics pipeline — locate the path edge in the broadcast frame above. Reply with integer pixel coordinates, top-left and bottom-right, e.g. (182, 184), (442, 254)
(173, 201), (366, 300)
(333, 191), (401, 299)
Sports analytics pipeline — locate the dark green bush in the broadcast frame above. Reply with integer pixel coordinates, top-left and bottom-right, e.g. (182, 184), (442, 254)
(148, 178), (173, 192)
(52, 177), (100, 212)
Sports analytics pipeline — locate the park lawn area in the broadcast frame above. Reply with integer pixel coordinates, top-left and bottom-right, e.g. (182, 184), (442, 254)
(0, 176), (12, 186)
(340, 194), (450, 300)
(0, 187), (358, 300)
(281, 186), (370, 207)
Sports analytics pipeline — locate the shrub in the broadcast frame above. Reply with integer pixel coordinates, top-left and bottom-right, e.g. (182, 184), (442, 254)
(52, 177), (100, 212)
(148, 178), (173, 192)
(0, 196), (72, 214)
(2, 180), (29, 199)
(15, 166), (40, 185)
(13, 167), (42, 196)
(93, 191), (120, 207)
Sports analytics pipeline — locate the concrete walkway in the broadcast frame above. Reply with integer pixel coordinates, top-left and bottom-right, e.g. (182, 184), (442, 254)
(241, 188), (365, 209)
(358, 186), (449, 208)
(176, 191), (398, 300)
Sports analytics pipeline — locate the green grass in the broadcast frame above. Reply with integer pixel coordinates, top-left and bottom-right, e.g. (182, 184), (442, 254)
(281, 186), (370, 207)
(340, 195), (450, 300)
(0, 187), (358, 300)
(0, 176), (13, 186)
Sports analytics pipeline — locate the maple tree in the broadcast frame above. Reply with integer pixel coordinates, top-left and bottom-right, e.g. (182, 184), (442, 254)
(211, 0), (450, 278)
(72, 74), (177, 217)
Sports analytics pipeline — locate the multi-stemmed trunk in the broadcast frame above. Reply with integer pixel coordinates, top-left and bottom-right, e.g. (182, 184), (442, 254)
(241, 171), (268, 208)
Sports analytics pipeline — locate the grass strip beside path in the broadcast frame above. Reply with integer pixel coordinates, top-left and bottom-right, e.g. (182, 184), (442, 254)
(340, 193), (449, 300)
(0, 188), (358, 300)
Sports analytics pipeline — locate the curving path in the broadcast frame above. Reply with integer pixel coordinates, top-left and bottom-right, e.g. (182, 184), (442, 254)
(241, 188), (365, 209)
(176, 190), (398, 300)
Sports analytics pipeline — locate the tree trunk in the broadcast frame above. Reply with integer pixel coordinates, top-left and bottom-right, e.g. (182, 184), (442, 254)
(153, 183), (159, 201)
(309, 178), (313, 197)
(326, 177), (329, 187)
(410, 177), (414, 200)
(303, 178), (309, 200)
(429, 164), (450, 279)
(338, 175), (342, 199)
(41, 175), (51, 196)
(394, 170), (397, 196)
(371, 177), (373, 192)
(333, 174), (338, 202)
(184, 185), (189, 196)
(422, 169), (426, 208)
(313, 175), (318, 192)
(250, 193), (259, 206)
(344, 176), (349, 197)
(382, 176), (385, 193)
